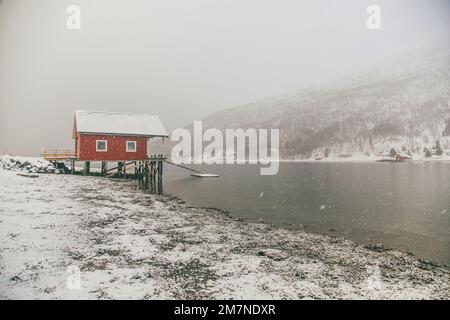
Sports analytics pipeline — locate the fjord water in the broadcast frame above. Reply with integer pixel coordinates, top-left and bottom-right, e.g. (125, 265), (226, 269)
(164, 162), (450, 266)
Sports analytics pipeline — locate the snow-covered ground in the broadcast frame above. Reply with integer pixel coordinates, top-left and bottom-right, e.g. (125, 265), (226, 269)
(0, 168), (449, 299)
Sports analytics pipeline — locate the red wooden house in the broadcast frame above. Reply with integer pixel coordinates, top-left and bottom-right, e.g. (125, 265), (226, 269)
(73, 110), (168, 161)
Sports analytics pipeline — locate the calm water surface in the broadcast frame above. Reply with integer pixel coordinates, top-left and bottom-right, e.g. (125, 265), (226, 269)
(164, 162), (450, 266)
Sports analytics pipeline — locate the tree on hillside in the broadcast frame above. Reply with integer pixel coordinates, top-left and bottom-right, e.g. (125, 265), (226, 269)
(443, 118), (450, 136)
(435, 140), (443, 156)
(389, 148), (397, 158)
(424, 147), (432, 158)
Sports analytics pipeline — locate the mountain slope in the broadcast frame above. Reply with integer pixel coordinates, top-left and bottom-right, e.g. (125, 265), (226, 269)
(200, 43), (450, 159)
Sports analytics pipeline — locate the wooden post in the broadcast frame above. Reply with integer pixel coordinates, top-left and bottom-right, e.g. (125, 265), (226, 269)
(150, 160), (155, 194)
(71, 160), (75, 174)
(101, 161), (108, 176)
(152, 161), (158, 194)
(144, 161), (149, 190)
(138, 162), (143, 189)
(151, 161), (154, 191)
(83, 161), (90, 176)
(142, 161), (146, 190)
(155, 160), (158, 194)
(156, 159), (159, 193)
(133, 159), (164, 194)
(141, 161), (145, 189)
(137, 161), (143, 190)
(117, 162), (123, 178)
(149, 160), (154, 193)
(158, 160), (163, 195)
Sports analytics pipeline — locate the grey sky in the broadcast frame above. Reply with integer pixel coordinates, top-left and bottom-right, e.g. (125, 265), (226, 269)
(0, 0), (449, 155)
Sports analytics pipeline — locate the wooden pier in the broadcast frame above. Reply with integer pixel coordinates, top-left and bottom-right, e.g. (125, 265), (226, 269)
(41, 150), (165, 195)
(41, 150), (77, 161)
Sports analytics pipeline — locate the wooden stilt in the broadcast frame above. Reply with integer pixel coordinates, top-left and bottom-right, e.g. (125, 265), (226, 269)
(158, 160), (163, 194)
(141, 162), (145, 189)
(136, 161), (142, 190)
(152, 162), (155, 194)
(132, 157), (165, 194)
(151, 161), (155, 194)
(157, 161), (160, 194)
(144, 161), (149, 190)
(141, 161), (145, 189)
(117, 162), (123, 178)
(148, 161), (151, 191)
(101, 161), (108, 176)
(71, 160), (75, 174)
(148, 161), (151, 193)
(138, 162), (143, 189)
(154, 160), (158, 194)
(83, 161), (90, 175)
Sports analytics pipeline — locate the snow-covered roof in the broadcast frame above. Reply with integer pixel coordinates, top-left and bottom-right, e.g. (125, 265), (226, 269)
(74, 110), (168, 137)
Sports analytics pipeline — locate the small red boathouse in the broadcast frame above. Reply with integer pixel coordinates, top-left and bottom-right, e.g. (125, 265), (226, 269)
(73, 110), (168, 161)
(41, 110), (168, 194)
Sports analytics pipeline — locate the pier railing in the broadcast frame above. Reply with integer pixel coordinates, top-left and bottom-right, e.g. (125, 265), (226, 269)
(41, 150), (77, 161)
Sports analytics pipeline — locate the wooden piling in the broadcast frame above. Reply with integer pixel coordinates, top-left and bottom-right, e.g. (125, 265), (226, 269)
(139, 161), (143, 190)
(101, 161), (108, 176)
(144, 161), (149, 190)
(148, 161), (152, 193)
(50, 155), (164, 196)
(153, 161), (155, 194)
(83, 161), (90, 175)
(117, 162), (123, 178)
(158, 160), (163, 194)
(92, 157), (166, 194)
(138, 162), (143, 189)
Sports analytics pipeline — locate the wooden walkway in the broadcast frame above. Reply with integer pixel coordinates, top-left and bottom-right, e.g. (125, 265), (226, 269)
(41, 150), (77, 161)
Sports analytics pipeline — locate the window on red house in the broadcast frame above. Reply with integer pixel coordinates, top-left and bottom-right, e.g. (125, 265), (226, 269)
(126, 141), (136, 152)
(96, 140), (107, 152)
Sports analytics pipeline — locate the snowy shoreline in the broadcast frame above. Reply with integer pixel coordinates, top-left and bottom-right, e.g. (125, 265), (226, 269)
(279, 156), (450, 163)
(0, 169), (449, 299)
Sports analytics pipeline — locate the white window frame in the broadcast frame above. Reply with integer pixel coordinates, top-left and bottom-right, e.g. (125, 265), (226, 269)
(126, 140), (137, 152)
(96, 140), (108, 152)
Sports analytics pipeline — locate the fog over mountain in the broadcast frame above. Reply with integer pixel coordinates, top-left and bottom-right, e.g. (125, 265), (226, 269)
(199, 42), (450, 159)
(1, 0), (449, 156)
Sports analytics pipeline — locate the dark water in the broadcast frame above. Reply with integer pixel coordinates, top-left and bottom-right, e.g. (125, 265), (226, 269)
(164, 162), (450, 266)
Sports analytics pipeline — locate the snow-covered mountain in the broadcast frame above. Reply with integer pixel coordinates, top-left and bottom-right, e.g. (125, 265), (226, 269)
(199, 42), (450, 159)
